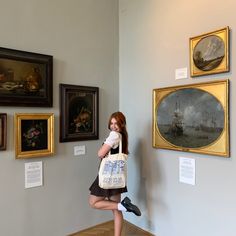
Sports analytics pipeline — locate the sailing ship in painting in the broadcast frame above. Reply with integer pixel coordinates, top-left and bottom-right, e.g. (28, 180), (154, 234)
(169, 101), (184, 137)
(157, 88), (224, 148)
(195, 111), (222, 133)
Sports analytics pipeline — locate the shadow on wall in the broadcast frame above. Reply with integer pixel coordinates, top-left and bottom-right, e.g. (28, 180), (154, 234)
(132, 135), (165, 231)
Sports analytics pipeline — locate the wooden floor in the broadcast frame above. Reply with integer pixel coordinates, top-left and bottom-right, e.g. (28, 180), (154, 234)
(69, 220), (154, 236)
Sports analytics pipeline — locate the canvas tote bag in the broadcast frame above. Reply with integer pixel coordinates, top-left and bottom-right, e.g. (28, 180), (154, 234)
(98, 139), (128, 189)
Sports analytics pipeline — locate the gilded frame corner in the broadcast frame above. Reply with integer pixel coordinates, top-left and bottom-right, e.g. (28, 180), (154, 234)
(152, 79), (229, 157)
(14, 113), (54, 159)
(190, 26), (229, 77)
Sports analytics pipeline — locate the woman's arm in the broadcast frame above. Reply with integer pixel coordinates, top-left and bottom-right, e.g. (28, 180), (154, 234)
(98, 143), (111, 159)
(98, 131), (120, 158)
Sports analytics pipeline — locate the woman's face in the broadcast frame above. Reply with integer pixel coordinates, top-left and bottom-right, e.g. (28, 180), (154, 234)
(110, 118), (120, 132)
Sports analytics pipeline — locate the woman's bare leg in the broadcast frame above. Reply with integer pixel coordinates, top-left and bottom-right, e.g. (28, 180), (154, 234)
(110, 194), (123, 236)
(89, 194), (119, 210)
(89, 194), (123, 236)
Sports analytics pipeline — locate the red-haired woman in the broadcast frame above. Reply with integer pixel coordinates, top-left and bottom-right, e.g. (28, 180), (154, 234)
(89, 111), (141, 236)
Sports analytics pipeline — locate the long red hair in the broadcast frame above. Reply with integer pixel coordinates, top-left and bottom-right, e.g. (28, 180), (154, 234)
(108, 111), (128, 154)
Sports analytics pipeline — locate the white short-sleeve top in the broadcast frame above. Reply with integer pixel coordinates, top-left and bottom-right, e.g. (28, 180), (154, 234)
(104, 131), (121, 149)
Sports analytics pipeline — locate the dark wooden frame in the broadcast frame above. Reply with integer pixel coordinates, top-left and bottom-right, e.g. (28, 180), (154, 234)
(0, 113), (7, 150)
(60, 84), (99, 142)
(0, 47), (53, 107)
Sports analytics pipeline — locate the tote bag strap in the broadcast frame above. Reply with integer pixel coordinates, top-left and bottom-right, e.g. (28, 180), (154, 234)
(118, 137), (122, 154)
(107, 133), (122, 155)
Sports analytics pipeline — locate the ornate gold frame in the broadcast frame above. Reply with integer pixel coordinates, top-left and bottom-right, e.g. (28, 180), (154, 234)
(15, 113), (54, 159)
(152, 79), (229, 157)
(190, 27), (229, 77)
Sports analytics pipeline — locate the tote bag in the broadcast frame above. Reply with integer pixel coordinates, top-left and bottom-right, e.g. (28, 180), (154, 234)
(98, 139), (128, 189)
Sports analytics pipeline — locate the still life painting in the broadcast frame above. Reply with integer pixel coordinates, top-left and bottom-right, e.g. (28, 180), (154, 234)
(60, 84), (99, 142)
(0, 47), (53, 107)
(15, 113), (54, 159)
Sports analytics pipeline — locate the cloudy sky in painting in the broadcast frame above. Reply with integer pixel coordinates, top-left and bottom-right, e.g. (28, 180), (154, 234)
(193, 35), (225, 61)
(157, 88), (224, 128)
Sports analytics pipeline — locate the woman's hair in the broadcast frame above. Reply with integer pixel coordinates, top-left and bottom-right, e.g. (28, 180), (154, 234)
(108, 111), (129, 154)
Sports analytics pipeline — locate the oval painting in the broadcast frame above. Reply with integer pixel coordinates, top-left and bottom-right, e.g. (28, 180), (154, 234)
(157, 88), (224, 148)
(193, 35), (225, 71)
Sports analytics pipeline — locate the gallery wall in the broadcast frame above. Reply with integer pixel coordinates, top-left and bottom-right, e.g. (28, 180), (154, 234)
(0, 0), (119, 235)
(2, 0), (236, 235)
(119, 0), (236, 235)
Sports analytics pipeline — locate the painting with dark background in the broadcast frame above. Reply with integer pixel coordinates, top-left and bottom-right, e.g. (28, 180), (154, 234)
(60, 84), (99, 142)
(0, 47), (52, 107)
(21, 119), (48, 152)
(68, 91), (94, 134)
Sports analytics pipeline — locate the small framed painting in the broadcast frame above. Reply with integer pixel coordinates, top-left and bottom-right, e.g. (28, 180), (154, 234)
(190, 27), (229, 77)
(0, 113), (7, 150)
(15, 113), (54, 159)
(59, 84), (99, 142)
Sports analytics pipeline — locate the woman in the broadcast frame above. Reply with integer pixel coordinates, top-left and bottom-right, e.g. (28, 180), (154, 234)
(89, 111), (141, 236)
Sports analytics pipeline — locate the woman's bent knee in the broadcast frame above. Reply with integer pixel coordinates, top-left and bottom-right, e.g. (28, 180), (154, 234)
(89, 195), (104, 209)
(89, 197), (96, 208)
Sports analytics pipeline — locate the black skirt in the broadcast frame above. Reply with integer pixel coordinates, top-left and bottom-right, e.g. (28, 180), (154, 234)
(89, 145), (128, 198)
(89, 175), (127, 198)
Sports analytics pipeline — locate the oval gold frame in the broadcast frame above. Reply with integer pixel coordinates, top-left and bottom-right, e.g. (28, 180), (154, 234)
(152, 79), (229, 157)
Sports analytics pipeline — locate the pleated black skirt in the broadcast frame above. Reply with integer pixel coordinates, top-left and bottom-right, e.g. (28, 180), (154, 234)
(89, 175), (127, 198)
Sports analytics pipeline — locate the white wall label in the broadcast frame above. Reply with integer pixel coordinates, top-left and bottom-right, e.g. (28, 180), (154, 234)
(74, 145), (86, 156)
(175, 67), (188, 80)
(25, 161), (43, 189)
(179, 157), (195, 185)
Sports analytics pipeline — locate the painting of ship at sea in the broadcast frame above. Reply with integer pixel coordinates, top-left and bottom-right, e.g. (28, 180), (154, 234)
(170, 101), (184, 137)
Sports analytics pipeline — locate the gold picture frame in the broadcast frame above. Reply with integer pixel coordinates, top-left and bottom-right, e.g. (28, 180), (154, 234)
(15, 113), (54, 159)
(190, 27), (229, 77)
(152, 79), (229, 157)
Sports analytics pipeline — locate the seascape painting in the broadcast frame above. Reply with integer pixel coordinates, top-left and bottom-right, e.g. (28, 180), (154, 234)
(190, 27), (229, 77)
(157, 88), (224, 149)
(193, 35), (225, 71)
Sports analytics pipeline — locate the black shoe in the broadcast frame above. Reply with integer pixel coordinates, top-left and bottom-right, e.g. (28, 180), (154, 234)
(121, 197), (141, 216)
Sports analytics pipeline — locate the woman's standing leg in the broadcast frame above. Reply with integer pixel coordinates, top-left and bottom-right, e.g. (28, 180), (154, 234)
(89, 194), (123, 236)
(110, 194), (123, 236)
(89, 194), (141, 235)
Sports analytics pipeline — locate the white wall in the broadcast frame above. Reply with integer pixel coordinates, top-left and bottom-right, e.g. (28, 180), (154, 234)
(120, 0), (236, 235)
(0, 1), (119, 235)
